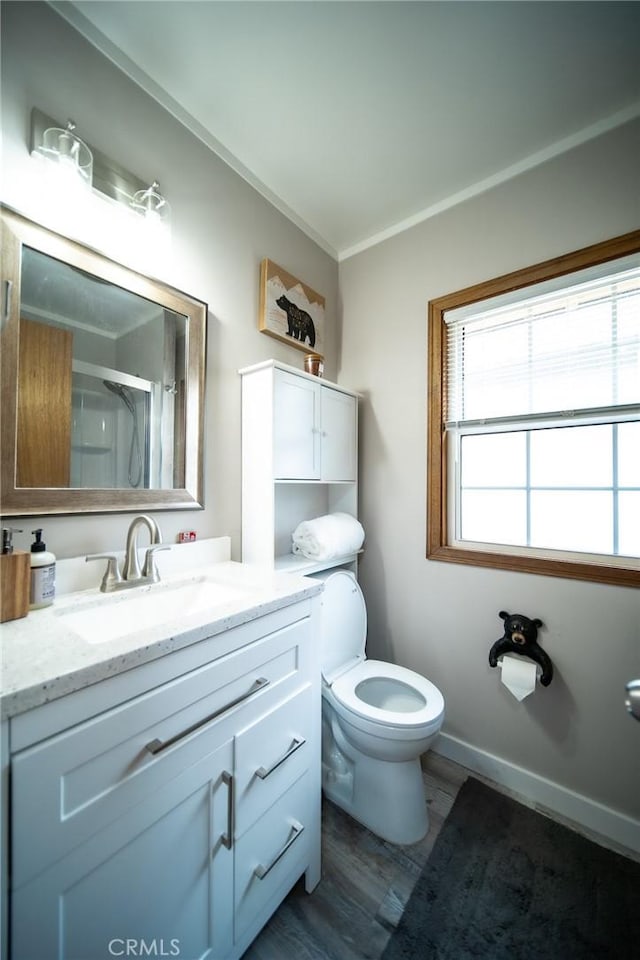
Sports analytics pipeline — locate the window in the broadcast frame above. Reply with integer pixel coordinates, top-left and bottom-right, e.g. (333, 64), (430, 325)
(427, 231), (640, 587)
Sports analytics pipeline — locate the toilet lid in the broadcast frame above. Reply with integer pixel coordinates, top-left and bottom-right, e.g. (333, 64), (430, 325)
(315, 570), (367, 684)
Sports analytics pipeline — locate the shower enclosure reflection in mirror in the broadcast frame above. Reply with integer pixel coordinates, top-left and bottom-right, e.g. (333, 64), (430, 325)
(0, 207), (207, 516)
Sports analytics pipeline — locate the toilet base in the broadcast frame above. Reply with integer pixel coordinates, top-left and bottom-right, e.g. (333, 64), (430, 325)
(322, 710), (430, 845)
(323, 752), (429, 844)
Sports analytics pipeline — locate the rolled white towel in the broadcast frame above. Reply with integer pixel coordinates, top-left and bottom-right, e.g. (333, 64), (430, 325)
(291, 512), (365, 561)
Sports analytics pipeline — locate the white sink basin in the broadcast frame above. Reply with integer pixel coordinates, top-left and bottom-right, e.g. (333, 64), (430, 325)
(56, 574), (250, 644)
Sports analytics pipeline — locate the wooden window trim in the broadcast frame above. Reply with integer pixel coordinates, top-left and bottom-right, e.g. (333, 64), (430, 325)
(427, 230), (640, 589)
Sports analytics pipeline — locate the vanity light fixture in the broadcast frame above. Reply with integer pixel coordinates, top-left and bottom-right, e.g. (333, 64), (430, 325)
(130, 181), (171, 225)
(34, 119), (93, 189)
(30, 109), (166, 221)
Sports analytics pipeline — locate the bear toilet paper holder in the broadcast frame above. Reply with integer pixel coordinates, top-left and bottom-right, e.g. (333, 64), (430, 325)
(489, 611), (553, 687)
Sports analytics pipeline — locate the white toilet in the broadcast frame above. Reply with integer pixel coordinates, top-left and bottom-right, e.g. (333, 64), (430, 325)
(312, 569), (444, 845)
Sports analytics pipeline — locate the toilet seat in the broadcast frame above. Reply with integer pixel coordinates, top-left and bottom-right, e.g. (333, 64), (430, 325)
(331, 659), (444, 730)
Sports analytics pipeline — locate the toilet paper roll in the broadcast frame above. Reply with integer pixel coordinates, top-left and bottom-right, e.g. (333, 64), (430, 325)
(499, 654), (537, 701)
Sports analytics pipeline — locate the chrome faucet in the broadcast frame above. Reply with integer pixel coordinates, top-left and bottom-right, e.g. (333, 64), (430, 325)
(87, 515), (169, 592)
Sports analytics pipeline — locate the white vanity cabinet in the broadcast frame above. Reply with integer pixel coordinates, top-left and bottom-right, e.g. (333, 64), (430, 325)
(6, 598), (321, 960)
(241, 360), (359, 572)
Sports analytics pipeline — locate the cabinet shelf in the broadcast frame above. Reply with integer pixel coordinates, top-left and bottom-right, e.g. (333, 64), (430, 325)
(274, 478), (355, 485)
(274, 551), (362, 575)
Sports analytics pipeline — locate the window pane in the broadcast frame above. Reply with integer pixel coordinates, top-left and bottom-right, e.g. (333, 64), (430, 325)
(618, 360), (640, 405)
(618, 492), (640, 558)
(531, 303), (614, 410)
(464, 377), (530, 421)
(460, 491), (527, 546)
(618, 422), (640, 487)
(530, 365), (612, 412)
(530, 425), (612, 487)
(460, 432), (526, 486)
(616, 292), (640, 404)
(531, 302), (611, 355)
(530, 491), (612, 553)
(462, 323), (530, 419)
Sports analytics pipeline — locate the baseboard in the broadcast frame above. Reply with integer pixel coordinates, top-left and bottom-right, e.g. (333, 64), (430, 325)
(433, 732), (640, 858)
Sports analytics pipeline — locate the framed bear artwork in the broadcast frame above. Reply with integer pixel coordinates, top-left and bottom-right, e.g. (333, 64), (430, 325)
(259, 258), (325, 360)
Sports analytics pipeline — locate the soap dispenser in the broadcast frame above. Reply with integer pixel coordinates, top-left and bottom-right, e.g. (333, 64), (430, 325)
(0, 527), (31, 622)
(30, 529), (56, 609)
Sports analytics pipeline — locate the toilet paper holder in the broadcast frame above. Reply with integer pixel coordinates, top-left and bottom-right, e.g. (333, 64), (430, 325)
(488, 611), (553, 687)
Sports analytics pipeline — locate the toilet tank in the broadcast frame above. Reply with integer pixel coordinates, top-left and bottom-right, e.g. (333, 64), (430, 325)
(309, 569), (367, 684)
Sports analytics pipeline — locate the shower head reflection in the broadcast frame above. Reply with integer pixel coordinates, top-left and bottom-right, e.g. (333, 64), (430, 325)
(103, 379), (142, 487)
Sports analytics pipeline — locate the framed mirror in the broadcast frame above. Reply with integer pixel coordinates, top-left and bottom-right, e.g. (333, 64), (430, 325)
(1, 207), (207, 516)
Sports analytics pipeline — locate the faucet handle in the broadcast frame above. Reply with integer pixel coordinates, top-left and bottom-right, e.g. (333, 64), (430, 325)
(86, 554), (122, 593)
(142, 544), (170, 581)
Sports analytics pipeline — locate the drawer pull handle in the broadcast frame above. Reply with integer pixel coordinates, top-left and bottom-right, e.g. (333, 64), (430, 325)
(255, 737), (306, 779)
(254, 821), (304, 880)
(145, 677), (270, 755)
(221, 771), (234, 850)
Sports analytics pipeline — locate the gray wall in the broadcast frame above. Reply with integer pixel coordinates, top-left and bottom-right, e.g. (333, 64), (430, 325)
(339, 119), (640, 823)
(0, 1), (339, 559)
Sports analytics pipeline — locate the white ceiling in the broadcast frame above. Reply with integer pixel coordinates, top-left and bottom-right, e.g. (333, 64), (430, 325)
(55, 1), (640, 260)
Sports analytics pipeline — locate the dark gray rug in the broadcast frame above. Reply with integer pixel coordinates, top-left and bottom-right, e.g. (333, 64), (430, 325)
(382, 777), (639, 960)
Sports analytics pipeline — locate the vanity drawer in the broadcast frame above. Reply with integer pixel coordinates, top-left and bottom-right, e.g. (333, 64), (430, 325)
(234, 771), (313, 943)
(11, 616), (311, 888)
(235, 684), (313, 837)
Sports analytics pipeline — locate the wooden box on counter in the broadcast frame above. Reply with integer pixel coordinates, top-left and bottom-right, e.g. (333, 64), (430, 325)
(0, 551), (30, 622)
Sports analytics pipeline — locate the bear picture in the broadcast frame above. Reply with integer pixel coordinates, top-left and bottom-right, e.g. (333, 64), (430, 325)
(259, 259), (325, 358)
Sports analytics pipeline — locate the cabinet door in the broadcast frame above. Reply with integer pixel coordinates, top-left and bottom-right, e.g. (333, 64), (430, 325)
(320, 387), (357, 481)
(11, 740), (234, 960)
(273, 371), (320, 479)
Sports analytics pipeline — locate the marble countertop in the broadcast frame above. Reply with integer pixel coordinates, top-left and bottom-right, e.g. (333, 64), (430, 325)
(0, 560), (322, 721)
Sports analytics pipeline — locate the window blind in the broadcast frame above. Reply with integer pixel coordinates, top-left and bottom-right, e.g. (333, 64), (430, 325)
(444, 256), (640, 426)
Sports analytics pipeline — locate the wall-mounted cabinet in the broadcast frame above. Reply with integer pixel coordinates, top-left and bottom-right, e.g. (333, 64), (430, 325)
(241, 361), (359, 574)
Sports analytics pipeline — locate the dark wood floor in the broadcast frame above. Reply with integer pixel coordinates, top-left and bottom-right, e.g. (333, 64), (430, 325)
(244, 751), (637, 959)
(243, 753), (469, 960)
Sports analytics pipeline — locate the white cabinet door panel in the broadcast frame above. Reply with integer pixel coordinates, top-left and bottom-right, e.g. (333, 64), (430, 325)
(11, 740), (234, 960)
(321, 388), (357, 481)
(273, 371), (320, 479)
